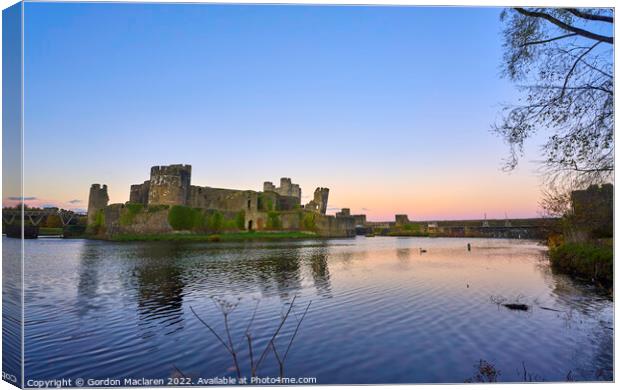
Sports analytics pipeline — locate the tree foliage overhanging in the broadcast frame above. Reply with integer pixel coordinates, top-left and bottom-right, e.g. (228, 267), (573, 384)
(495, 8), (613, 188)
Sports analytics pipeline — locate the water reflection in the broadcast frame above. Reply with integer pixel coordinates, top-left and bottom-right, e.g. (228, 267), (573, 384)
(2, 237), (22, 387)
(76, 245), (103, 316)
(308, 247), (332, 298)
(396, 247), (411, 262)
(135, 262), (185, 337)
(18, 237), (613, 383)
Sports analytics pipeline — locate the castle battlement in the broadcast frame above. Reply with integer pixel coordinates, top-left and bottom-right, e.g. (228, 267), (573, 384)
(263, 177), (302, 200)
(150, 164), (192, 176)
(147, 164), (192, 206)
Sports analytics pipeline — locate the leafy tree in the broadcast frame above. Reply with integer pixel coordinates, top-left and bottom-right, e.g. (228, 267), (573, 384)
(168, 205), (197, 230)
(266, 211), (281, 229)
(495, 8), (613, 188)
(235, 210), (245, 230)
(44, 214), (63, 228)
(207, 211), (224, 232)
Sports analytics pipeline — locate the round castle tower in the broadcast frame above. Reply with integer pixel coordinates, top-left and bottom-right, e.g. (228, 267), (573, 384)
(87, 184), (109, 226)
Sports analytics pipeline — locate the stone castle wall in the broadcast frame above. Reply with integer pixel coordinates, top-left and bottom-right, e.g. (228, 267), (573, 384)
(188, 186), (258, 212)
(103, 204), (172, 236)
(315, 214), (355, 237)
(129, 181), (150, 206)
(242, 209), (354, 237)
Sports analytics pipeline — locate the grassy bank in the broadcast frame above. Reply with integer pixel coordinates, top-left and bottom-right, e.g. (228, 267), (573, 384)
(39, 227), (64, 236)
(109, 231), (319, 242)
(386, 231), (429, 237)
(549, 242), (613, 288)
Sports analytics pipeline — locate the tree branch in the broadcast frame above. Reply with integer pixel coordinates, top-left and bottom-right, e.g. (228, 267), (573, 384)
(565, 8), (613, 23)
(514, 8), (613, 44)
(560, 41), (602, 100)
(520, 33), (577, 47)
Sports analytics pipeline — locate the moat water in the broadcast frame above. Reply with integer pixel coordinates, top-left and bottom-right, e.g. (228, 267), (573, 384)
(3, 236), (614, 384)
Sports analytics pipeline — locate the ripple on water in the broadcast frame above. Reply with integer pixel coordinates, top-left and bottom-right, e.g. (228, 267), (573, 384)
(15, 236), (613, 383)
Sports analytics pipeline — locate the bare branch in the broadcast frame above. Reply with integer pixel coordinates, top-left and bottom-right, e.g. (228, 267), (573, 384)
(565, 8), (613, 23)
(520, 33), (577, 47)
(560, 41), (602, 100)
(514, 8), (613, 44)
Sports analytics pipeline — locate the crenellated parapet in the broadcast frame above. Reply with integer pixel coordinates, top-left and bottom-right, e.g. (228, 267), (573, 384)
(263, 177), (301, 203)
(147, 164), (192, 206)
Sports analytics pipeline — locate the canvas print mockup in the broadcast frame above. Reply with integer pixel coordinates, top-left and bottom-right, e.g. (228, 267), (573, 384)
(2, 1), (614, 387)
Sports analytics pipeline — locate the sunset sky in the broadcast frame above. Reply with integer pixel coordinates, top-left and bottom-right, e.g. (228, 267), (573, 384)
(14, 2), (549, 221)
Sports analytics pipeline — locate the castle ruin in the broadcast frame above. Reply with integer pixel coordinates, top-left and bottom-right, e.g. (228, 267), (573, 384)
(88, 164), (355, 237)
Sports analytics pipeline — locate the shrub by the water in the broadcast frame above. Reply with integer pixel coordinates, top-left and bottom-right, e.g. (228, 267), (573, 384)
(302, 212), (316, 230)
(266, 211), (281, 229)
(549, 242), (613, 288)
(147, 204), (169, 213)
(44, 214), (63, 228)
(94, 210), (104, 227)
(86, 209), (106, 235)
(235, 210), (245, 230)
(168, 205), (204, 231)
(120, 203), (144, 225)
(207, 211), (224, 232)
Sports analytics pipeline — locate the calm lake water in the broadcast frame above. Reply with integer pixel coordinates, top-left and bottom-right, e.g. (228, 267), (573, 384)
(4, 236), (614, 384)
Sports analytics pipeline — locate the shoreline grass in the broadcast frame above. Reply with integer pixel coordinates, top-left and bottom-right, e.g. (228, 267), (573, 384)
(386, 231), (429, 237)
(549, 242), (613, 289)
(108, 231), (320, 242)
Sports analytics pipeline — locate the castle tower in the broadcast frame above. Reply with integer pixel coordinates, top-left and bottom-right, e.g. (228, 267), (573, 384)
(87, 184), (109, 226)
(291, 183), (301, 200)
(306, 187), (329, 214)
(279, 178), (293, 196)
(147, 164), (192, 206)
(336, 208), (351, 217)
(263, 178), (301, 201)
(129, 180), (150, 206)
(395, 214), (410, 226)
(263, 181), (276, 192)
(316, 187), (329, 214)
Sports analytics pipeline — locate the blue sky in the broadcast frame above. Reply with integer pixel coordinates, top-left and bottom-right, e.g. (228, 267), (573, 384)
(21, 2), (547, 220)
